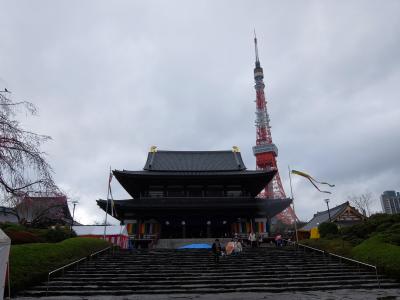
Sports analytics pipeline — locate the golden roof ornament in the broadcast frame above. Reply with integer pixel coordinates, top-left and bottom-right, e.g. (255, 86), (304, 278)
(232, 146), (240, 153)
(150, 146), (157, 153)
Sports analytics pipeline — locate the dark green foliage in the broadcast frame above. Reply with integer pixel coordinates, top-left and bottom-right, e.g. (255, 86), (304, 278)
(45, 226), (76, 242)
(301, 238), (353, 256)
(9, 237), (110, 294)
(341, 221), (373, 241)
(380, 223), (400, 246)
(341, 213), (400, 244)
(304, 213), (400, 280)
(318, 222), (338, 238)
(0, 223), (26, 232)
(4, 230), (43, 244)
(0, 223), (75, 243)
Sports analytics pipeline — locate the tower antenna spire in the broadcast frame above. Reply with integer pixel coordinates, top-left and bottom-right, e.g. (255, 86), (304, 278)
(254, 29), (260, 67)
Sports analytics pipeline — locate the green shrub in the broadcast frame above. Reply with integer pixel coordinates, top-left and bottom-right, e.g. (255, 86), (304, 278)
(301, 238), (353, 256)
(1, 224), (78, 244)
(302, 214), (400, 280)
(318, 222), (338, 238)
(0, 223), (26, 232)
(341, 222), (372, 241)
(5, 230), (43, 244)
(376, 222), (393, 232)
(341, 214), (400, 241)
(9, 237), (110, 294)
(45, 226), (76, 242)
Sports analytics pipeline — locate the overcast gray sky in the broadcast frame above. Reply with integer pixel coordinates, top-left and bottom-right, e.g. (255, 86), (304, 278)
(1, 0), (399, 224)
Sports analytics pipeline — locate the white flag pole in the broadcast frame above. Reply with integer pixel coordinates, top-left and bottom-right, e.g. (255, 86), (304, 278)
(103, 167), (112, 240)
(288, 165), (299, 243)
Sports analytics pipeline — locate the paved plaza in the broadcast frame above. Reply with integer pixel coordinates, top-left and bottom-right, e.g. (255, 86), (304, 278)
(15, 289), (400, 300)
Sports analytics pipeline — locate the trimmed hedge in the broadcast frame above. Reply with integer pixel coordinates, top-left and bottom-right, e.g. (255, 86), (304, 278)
(9, 237), (110, 294)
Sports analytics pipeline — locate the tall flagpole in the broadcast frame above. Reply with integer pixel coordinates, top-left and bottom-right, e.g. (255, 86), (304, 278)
(103, 166), (112, 240)
(288, 165), (299, 243)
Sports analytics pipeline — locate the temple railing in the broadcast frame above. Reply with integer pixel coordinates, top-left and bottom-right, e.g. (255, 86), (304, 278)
(283, 239), (380, 288)
(138, 196), (254, 200)
(129, 233), (159, 241)
(47, 246), (112, 295)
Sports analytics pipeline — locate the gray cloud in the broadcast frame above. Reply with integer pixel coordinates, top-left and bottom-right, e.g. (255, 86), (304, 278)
(1, 0), (399, 223)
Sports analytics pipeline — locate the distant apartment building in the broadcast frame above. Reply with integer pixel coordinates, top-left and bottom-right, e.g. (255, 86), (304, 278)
(381, 191), (400, 214)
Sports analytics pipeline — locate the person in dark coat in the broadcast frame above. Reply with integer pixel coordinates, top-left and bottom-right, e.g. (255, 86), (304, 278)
(211, 239), (222, 263)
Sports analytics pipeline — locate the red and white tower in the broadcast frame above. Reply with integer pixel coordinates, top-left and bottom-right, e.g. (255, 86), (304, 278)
(252, 35), (297, 224)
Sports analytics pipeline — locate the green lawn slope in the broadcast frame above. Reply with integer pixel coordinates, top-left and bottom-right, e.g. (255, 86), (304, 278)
(352, 234), (400, 279)
(301, 214), (400, 279)
(9, 237), (110, 294)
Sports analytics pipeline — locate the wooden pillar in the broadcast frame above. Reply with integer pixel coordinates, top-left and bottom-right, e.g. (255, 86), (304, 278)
(182, 221), (186, 238)
(206, 220), (211, 238)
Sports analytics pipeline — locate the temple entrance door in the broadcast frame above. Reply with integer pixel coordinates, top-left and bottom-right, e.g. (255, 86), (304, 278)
(160, 218), (232, 238)
(209, 220), (231, 238)
(161, 221), (182, 238)
(184, 217), (207, 238)
(185, 223), (207, 238)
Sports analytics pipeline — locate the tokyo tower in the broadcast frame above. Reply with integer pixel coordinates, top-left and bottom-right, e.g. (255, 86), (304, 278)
(251, 34), (297, 224)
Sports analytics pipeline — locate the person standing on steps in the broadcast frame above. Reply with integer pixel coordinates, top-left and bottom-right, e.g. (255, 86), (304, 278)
(248, 231), (257, 248)
(258, 233), (263, 247)
(275, 233), (283, 247)
(233, 239), (243, 255)
(225, 239), (235, 256)
(211, 239), (222, 263)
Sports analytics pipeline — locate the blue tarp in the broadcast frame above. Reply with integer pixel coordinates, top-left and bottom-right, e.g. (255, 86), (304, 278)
(178, 243), (211, 249)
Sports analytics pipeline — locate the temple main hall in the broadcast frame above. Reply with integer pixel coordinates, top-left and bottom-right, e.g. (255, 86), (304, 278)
(97, 147), (291, 242)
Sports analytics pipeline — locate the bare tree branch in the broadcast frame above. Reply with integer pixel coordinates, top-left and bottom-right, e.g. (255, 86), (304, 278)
(348, 192), (373, 217)
(0, 91), (58, 205)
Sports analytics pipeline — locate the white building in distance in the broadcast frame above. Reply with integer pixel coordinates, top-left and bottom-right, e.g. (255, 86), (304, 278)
(381, 191), (400, 214)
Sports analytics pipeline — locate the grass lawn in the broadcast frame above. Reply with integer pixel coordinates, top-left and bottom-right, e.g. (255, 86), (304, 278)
(9, 237), (110, 294)
(352, 234), (400, 280)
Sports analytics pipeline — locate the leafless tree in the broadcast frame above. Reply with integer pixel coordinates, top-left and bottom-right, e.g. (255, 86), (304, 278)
(348, 192), (373, 217)
(0, 90), (58, 202)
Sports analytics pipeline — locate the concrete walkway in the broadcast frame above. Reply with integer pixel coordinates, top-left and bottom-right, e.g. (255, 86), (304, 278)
(15, 289), (400, 300)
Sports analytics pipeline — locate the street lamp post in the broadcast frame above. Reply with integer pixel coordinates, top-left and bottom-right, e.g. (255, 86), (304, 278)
(71, 200), (78, 229)
(324, 199), (331, 222)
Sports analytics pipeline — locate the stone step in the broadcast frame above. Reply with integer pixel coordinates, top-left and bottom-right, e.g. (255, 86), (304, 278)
(66, 266), (361, 274)
(23, 282), (400, 297)
(92, 255), (326, 260)
(22, 248), (399, 297)
(44, 275), (387, 287)
(62, 269), (366, 278)
(57, 271), (376, 280)
(91, 258), (328, 263)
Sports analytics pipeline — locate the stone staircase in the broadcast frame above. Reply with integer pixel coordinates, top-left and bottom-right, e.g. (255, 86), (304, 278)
(155, 238), (231, 249)
(21, 247), (399, 297)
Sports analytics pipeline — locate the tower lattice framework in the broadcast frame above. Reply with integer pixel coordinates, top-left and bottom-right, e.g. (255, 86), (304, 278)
(251, 35), (297, 224)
